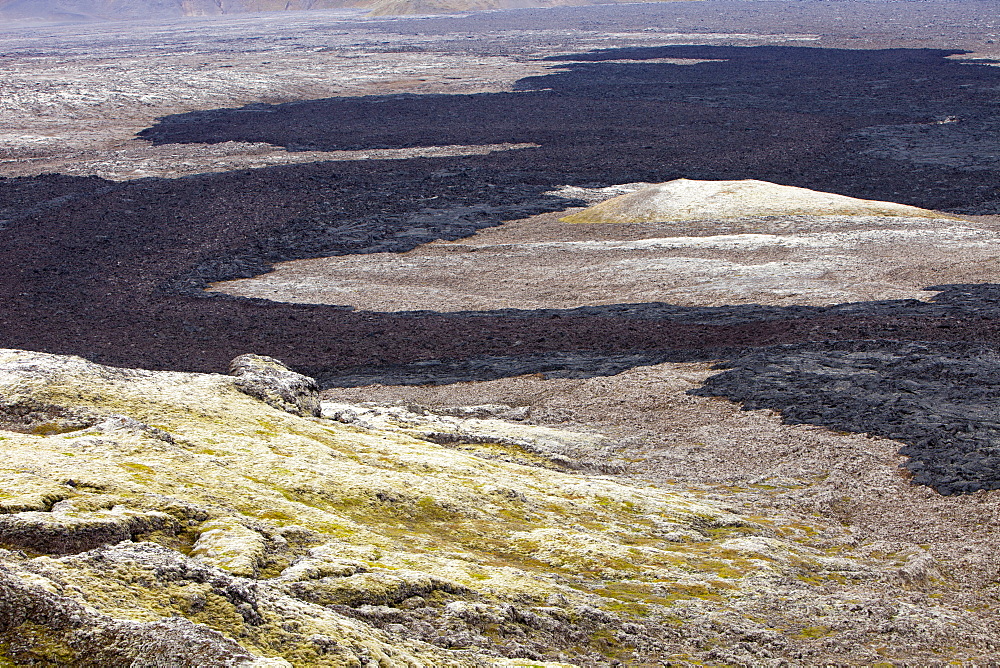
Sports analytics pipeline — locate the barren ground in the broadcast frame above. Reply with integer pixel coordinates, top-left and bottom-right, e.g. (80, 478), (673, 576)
(211, 207), (1000, 310)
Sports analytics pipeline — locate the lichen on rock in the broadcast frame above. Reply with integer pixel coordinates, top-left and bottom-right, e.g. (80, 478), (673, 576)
(191, 517), (269, 577)
(229, 353), (321, 417)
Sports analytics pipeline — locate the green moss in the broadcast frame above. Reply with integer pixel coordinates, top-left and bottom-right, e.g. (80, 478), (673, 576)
(603, 599), (651, 617)
(796, 625), (832, 639)
(120, 462), (154, 474)
(593, 582), (680, 612)
(139, 527), (198, 555)
(0, 622), (78, 664)
(796, 573), (822, 586)
(184, 591), (247, 635)
(702, 561), (743, 579)
(593, 496), (640, 514)
(31, 423), (81, 436)
(427, 437), (563, 469)
(415, 495), (456, 520)
(703, 526), (756, 540)
(4, 351), (879, 665)
(589, 627), (631, 657)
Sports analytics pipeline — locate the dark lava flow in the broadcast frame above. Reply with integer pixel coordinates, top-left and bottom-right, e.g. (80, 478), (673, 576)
(140, 45), (1000, 212)
(692, 339), (1000, 496)
(4, 46), (1000, 493)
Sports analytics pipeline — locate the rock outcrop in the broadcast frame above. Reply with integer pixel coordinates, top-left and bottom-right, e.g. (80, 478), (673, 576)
(229, 354), (321, 418)
(560, 178), (951, 223)
(0, 348), (995, 665)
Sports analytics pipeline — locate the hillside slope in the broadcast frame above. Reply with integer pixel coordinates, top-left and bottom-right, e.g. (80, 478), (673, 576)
(2, 349), (998, 665)
(0, 0), (690, 22)
(0, 0), (356, 22)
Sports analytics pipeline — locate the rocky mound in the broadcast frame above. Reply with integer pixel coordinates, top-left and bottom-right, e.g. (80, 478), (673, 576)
(3, 348), (995, 665)
(211, 194), (989, 312)
(560, 179), (949, 224)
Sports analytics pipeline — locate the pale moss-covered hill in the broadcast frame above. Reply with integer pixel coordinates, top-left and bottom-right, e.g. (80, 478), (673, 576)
(560, 179), (952, 224)
(0, 349), (988, 665)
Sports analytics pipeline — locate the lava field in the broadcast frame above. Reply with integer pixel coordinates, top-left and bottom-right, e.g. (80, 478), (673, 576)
(4, 44), (1000, 493)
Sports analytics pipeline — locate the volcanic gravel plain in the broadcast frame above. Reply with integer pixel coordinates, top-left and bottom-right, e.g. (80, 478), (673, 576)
(4, 1), (1000, 665)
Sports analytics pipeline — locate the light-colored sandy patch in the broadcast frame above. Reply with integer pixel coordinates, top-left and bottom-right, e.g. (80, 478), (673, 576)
(0, 16), (555, 179)
(10, 140), (538, 181)
(210, 206), (1000, 310)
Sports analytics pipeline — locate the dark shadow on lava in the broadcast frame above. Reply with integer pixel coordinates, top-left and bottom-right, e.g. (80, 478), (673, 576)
(691, 339), (1000, 497)
(5, 46), (1000, 494)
